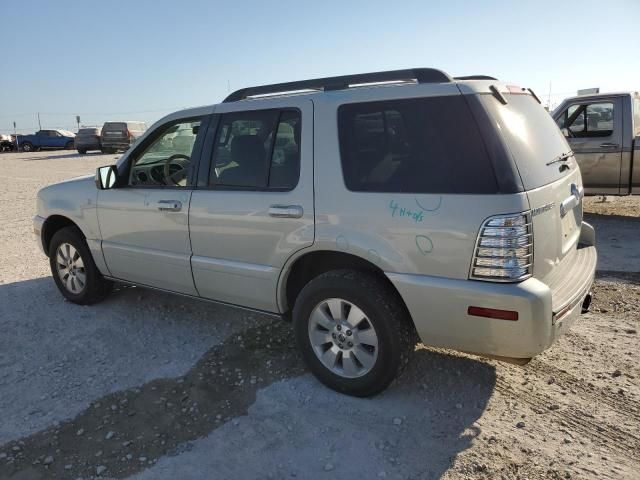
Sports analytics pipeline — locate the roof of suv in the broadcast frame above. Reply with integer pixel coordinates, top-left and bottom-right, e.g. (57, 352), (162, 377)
(223, 68), (498, 103)
(152, 68), (536, 130)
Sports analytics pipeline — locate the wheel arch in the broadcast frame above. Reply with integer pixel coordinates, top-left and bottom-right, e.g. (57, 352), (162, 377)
(279, 249), (410, 319)
(41, 215), (84, 256)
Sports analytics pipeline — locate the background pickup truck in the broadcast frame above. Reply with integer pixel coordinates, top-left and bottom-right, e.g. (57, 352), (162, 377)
(17, 129), (75, 152)
(553, 91), (640, 195)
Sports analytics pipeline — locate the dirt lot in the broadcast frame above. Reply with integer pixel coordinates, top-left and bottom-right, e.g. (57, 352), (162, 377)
(0, 150), (638, 480)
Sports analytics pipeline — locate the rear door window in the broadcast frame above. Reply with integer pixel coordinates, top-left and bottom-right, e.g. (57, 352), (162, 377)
(209, 109), (300, 190)
(338, 96), (498, 193)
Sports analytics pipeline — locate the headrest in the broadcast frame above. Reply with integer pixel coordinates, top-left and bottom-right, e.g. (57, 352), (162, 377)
(231, 135), (265, 165)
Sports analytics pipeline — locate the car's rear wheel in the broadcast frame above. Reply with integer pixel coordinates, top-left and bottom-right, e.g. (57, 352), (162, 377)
(77, 148), (87, 154)
(49, 226), (112, 305)
(293, 269), (417, 397)
(22, 142), (33, 152)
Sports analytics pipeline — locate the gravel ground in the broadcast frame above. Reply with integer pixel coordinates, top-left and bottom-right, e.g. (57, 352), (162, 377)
(0, 150), (638, 479)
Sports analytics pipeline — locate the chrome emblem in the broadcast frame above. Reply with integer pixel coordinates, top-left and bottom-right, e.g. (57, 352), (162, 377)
(532, 202), (555, 217)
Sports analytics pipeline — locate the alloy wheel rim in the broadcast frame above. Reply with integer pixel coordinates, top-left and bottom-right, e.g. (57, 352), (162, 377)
(308, 298), (379, 378)
(55, 243), (86, 294)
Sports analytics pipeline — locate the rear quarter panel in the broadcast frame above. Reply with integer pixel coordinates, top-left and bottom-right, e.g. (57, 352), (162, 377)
(310, 88), (531, 280)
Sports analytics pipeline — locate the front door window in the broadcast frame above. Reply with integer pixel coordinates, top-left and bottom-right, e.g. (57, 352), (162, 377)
(128, 119), (202, 187)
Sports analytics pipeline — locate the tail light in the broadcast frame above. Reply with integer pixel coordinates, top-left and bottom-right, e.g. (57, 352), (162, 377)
(470, 212), (533, 282)
(124, 129), (131, 138)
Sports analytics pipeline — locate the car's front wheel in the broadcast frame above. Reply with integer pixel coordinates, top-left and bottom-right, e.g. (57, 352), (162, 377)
(49, 226), (112, 304)
(293, 269), (417, 397)
(22, 142), (33, 152)
(65, 141), (74, 150)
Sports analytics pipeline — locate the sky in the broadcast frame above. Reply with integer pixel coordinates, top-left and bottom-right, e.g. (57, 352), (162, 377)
(1, 0), (638, 134)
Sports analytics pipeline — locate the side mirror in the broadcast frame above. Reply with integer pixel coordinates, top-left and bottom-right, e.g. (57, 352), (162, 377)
(95, 165), (118, 190)
(560, 128), (571, 138)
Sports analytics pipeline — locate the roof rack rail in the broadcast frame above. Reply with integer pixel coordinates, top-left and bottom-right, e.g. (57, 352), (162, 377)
(223, 68), (453, 102)
(454, 75), (498, 81)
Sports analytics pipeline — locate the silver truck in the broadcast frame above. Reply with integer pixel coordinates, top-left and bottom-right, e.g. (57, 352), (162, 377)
(34, 69), (596, 396)
(553, 91), (640, 195)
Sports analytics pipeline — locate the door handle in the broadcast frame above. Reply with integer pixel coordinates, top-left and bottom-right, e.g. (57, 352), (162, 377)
(559, 183), (583, 218)
(268, 205), (303, 218)
(156, 200), (182, 212)
(599, 142), (619, 148)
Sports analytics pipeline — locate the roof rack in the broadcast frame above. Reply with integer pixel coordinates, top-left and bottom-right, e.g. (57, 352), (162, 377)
(453, 75), (498, 81)
(223, 68), (453, 102)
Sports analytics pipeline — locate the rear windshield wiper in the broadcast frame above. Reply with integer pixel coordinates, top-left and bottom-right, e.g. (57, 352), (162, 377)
(546, 151), (574, 166)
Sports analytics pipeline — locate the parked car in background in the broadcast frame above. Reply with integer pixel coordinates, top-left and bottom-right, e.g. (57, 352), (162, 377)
(34, 69), (596, 397)
(553, 91), (640, 195)
(75, 127), (102, 154)
(17, 129), (75, 152)
(0, 134), (14, 152)
(100, 121), (146, 153)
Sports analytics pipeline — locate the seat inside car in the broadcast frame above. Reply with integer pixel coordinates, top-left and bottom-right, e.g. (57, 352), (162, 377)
(218, 135), (266, 186)
(269, 120), (300, 189)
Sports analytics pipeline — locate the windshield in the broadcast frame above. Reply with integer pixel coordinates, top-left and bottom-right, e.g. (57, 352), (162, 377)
(481, 93), (573, 190)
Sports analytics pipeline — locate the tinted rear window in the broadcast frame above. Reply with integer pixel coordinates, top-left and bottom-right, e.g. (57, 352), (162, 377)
(338, 96), (498, 193)
(102, 122), (127, 131)
(480, 93), (570, 190)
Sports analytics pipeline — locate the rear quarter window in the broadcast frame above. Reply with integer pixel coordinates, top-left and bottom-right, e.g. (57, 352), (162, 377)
(338, 96), (498, 193)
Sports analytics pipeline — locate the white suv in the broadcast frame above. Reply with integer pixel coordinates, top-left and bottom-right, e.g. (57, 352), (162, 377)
(34, 69), (596, 396)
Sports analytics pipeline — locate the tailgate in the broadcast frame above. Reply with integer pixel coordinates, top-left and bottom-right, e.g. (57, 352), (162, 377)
(527, 166), (584, 282)
(478, 92), (589, 286)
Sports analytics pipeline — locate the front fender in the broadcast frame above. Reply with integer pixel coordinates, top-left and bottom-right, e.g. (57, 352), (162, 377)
(36, 175), (108, 274)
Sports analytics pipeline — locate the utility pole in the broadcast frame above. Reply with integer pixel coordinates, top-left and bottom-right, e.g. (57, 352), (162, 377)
(76, 115), (81, 131)
(547, 82), (552, 111)
(13, 121), (19, 150)
(37, 112), (42, 130)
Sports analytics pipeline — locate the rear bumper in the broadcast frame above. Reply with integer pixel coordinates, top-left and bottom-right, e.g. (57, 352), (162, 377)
(387, 223), (597, 360)
(75, 141), (101, 149)
(101, 140), (131, 149)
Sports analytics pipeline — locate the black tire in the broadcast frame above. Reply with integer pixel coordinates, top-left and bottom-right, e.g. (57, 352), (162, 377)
(293, 269), (417, 397)
(65, 141), (74, 150)
(22, 142), (33, 152)
(77, 148), (87, 154)
(49, 226), (112, 305)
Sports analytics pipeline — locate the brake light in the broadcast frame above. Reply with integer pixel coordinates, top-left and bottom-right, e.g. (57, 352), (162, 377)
(470, 212), (533, 282)
(124, 129), (131, 138)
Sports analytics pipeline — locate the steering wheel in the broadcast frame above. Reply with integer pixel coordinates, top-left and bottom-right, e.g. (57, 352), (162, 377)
(163, 154), (190, 186)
